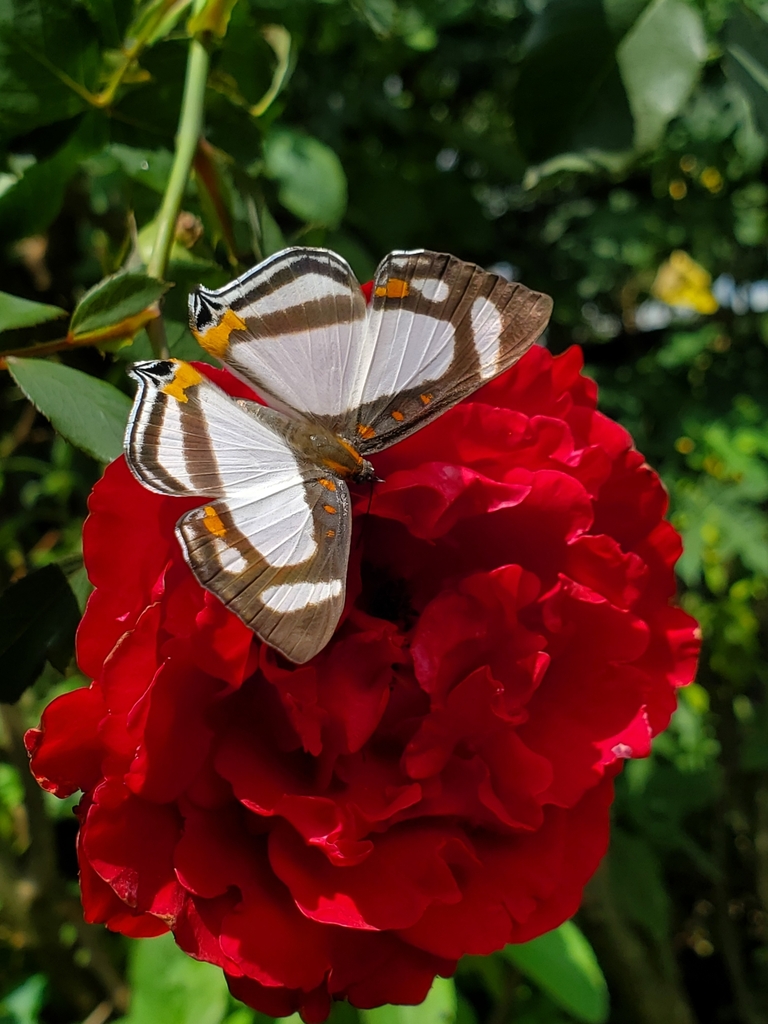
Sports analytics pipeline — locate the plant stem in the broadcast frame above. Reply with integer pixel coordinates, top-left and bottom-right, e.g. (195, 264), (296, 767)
(148, 38), (209, 281)
(146, 36), (210, 355)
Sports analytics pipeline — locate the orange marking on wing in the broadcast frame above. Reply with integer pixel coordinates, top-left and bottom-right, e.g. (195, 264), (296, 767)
(192, 307), (248, 359)
(202, 505), (226, 537)
(390, 410), (404, 422)
(338, 438), (364, 464)
(375, 278), (410, 299)
(357, 423), (376, 440)
(420, 392), (433, 405)
(318, 477), (337, 492)
(161, 360), (203, 403)
(322, 459), (352, 477)
(326, 529), (336, 538)
(323, 504), (338, 515)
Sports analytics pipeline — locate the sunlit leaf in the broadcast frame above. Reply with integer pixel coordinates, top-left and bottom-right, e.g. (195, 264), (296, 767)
(0, 567), (80, 703)
(0, 973), (46, 1024)
(263, 127), (348, 228)
(251, 25), (292, 117)
(188, 0), (239, 39)
(69, 272), (170, 338)
(117, 933), (229, 1024)
(503, 922), (609, 1024)
(617, 0), (707, 151)
(0, 292), (67, 333)
(361, 977), (457, 1024)
(7, 357), (131, 463)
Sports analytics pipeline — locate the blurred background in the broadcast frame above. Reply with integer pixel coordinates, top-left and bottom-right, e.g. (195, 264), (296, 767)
(1, 0), (768, 1022)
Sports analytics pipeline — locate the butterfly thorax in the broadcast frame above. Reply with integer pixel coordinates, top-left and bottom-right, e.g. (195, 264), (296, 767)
(287, 419), (377, 484)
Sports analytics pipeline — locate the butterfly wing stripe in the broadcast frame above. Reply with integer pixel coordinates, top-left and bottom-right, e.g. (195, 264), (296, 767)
(225, 296), (367, 419)
(127, 382), (198, 495)
(260, 578), (343, 612)
(470, 293), (503, 379)
(227, 250), (357, 308)
(409, 277), (449, 302)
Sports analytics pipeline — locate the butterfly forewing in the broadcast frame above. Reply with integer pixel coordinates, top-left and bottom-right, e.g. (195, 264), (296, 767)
(125, 360), (351, 663)
(348, 251), (553, 454)
(190, 248), (367, 428)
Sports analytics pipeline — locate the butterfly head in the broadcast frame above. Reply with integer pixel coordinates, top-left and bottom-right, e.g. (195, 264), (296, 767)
(353, 458), (381, 485)
(189, 287), (249, 360)
(128, 359), (176, 386)
(189, 286), (225, 335)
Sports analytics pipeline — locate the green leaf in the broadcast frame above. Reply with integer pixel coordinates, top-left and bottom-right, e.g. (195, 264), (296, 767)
(503, 922), (609, 1024)
(351, 0), (399, 37)
(0, 293), (67, 333)
(0, 113), (107, 242)
(117, 933), (229, 1024)
(251, 24), (293, 117)
(617, 0), (707, 151)
(69, 272), (170, 337)
(263, 127), (348, 228)
(360, 977), (456, 1024)
(609, 829), (671, 945)
(109, 144), (174, 194)
(188, 0), (239, 39)
(512, 0), (634, 164)
(514, 0), (705, 163)
(6, 357), (131, 463)
(724, 6), (768, 138)
(0, 0), (100, 144)
(656, 325), (719, 369)
(260, 204), (287, 257)
(0, 973), (46, 1024)
(67, 565), (93, 615)
(78, 0), (134, 47)
(0, 567), (80, 703)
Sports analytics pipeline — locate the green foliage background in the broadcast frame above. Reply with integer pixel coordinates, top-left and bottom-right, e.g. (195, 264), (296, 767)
(1, 0), (768, 1021)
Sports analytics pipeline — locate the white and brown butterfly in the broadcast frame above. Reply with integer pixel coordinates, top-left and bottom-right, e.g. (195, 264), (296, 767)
(125, 247), (552, 663)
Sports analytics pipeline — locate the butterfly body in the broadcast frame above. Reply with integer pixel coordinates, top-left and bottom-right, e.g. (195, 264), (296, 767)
(125, 246), (552, 663)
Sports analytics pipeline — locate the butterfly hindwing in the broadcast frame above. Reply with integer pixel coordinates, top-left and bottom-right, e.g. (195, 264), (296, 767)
(125, 359), (351, 663)
(178, 478), (350, 666)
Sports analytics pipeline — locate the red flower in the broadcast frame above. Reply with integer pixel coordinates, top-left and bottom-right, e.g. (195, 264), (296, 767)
(26, 346), (700, 1021)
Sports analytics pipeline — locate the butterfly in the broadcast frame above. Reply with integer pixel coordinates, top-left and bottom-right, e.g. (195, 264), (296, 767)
(124, 247), (552, 663)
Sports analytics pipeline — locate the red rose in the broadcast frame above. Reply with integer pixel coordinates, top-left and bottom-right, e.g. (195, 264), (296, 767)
(26, 345), (700, 1021)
